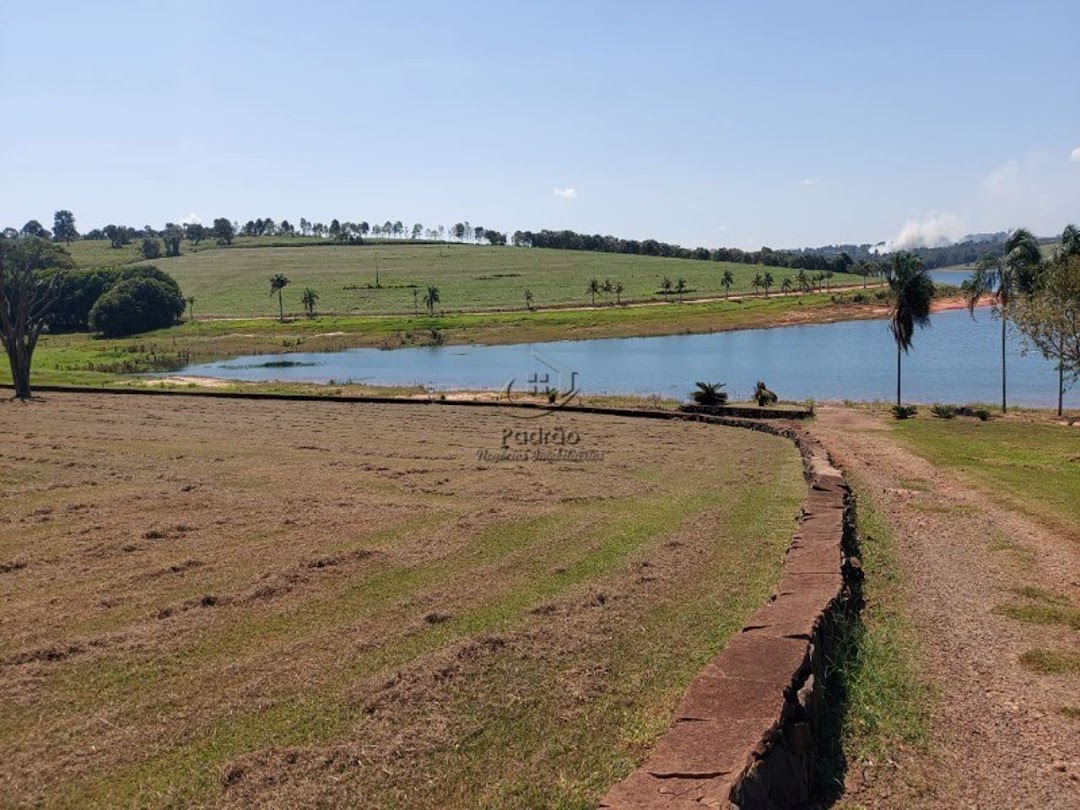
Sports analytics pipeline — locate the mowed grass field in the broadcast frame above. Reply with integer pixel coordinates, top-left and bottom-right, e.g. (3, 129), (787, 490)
(64, 239), (868, 317)
(0, 394), (805, 809)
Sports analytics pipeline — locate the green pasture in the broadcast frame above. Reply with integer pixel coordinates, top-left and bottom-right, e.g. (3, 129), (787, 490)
(66, 239), (868, 317)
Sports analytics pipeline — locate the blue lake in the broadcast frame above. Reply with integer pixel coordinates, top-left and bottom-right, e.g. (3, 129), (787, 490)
(930, 269), (973, 287)
(180, 308), (1074, 408)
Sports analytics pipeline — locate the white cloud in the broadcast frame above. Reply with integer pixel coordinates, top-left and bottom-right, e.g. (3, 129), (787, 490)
(1071, 146), (1080, 162)
(799, 176), (820, 186)
(553, 187), (577, 200)
(874, 212), (965, 254)
(181, 213), (202, 225)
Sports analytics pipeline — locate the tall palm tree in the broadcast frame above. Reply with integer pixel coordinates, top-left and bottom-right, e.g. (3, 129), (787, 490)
(752, 274), (763, 295)
(614, 281), (624, 305)
(660, 275), (673, 297)
(721, 269), (734, 298)
(675, 277), (686, 303)
(186, 296), (196, 321)
(781, 277), (793, 295)
(763, 271), (774, 297)
(586, 278), (600, 306)
(269, 274), (289, 322)
(424, 285), (440, 315)
(524, 288), (534, 310)
(888, 252), (934, 407)
(965, 227), (1042, 412)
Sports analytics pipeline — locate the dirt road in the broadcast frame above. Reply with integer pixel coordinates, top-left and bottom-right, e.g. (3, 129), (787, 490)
(814, 407), (1079, 808)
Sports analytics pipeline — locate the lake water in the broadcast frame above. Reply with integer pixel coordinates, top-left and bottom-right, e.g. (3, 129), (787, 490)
(930, 269), (972, 287)
(179, 308), (1073, 408)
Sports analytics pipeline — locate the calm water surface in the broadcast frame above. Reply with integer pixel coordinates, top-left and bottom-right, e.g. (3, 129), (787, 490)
(181, 308), (1073, 408)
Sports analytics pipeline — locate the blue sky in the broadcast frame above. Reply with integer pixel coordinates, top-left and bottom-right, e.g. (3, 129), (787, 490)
(2, 0), (1078, 249)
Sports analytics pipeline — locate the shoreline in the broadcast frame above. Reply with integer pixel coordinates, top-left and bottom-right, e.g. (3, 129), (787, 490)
(23, 293), (985, 390)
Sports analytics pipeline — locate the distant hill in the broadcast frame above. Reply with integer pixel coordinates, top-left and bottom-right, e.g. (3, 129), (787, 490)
(61, 239), (867, 318)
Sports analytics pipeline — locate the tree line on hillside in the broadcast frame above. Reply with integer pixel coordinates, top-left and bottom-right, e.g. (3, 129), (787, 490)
(796, 235), (1011, 270)
(509, 229), (889, 276)
(4, 212), (510, 256)
(6, 211), (1025, 276)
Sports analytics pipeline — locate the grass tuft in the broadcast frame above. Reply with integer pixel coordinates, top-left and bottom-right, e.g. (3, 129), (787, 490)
(1018, 649), (1080, 675)
(993, 599), (1080, 631)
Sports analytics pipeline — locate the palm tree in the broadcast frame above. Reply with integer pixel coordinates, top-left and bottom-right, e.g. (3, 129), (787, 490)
(660, 275), (673, 297)
(796, 268), (810, 293)
(965, 227), (1042, 412)
(186, 296), (196, 321)
(614, 281), (624, 305)
(301, 287), (319, 318)
(269, 274), (289, 322)
(675, 277), (686, 303)
(586, 278), (600, 306)
(601, 278), (613, 301)
(824, 270), (834, 291)
(763, 271), (774, 297)
(524, 288), (534, 311)
(752, 274), (763, 295)
(424, 285), (440, 315)
(721, 269), (734, 298)
(888, 252), (935, 407)
(690, 381), (728, 407)
(781, 277), (792, 296)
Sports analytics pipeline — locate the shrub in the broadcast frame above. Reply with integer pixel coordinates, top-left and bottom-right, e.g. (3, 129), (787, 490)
(955, 405), (992, 421)
(931, 404), (956, 419)
(754, 380), (778, 406)
(891, 404), (918, 419)
(49, 264), (185, 331)
(48, 267), (121, 330)
(691, 381), (728, 407)
(88, 277), (185, 337)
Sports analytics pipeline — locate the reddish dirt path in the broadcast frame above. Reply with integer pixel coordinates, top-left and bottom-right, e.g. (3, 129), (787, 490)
(814, 408), (1079, 808)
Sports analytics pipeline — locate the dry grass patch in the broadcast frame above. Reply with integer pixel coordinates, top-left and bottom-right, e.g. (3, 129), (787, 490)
(0, 393), (804, 808)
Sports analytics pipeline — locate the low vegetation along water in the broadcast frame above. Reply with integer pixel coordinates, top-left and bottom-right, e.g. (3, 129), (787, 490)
(180, 308), (1073, 408)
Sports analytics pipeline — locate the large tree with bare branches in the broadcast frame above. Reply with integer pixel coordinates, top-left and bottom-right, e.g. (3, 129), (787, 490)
(0, 236), (73, 398)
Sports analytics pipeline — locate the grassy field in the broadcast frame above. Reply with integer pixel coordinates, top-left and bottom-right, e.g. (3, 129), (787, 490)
(890, 417), (1080, 542)
(0, 393), (805, 808)
(64, 238), (869, 317)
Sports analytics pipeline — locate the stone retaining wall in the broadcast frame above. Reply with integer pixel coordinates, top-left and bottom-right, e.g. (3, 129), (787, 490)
(600, 429), (855, 810)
